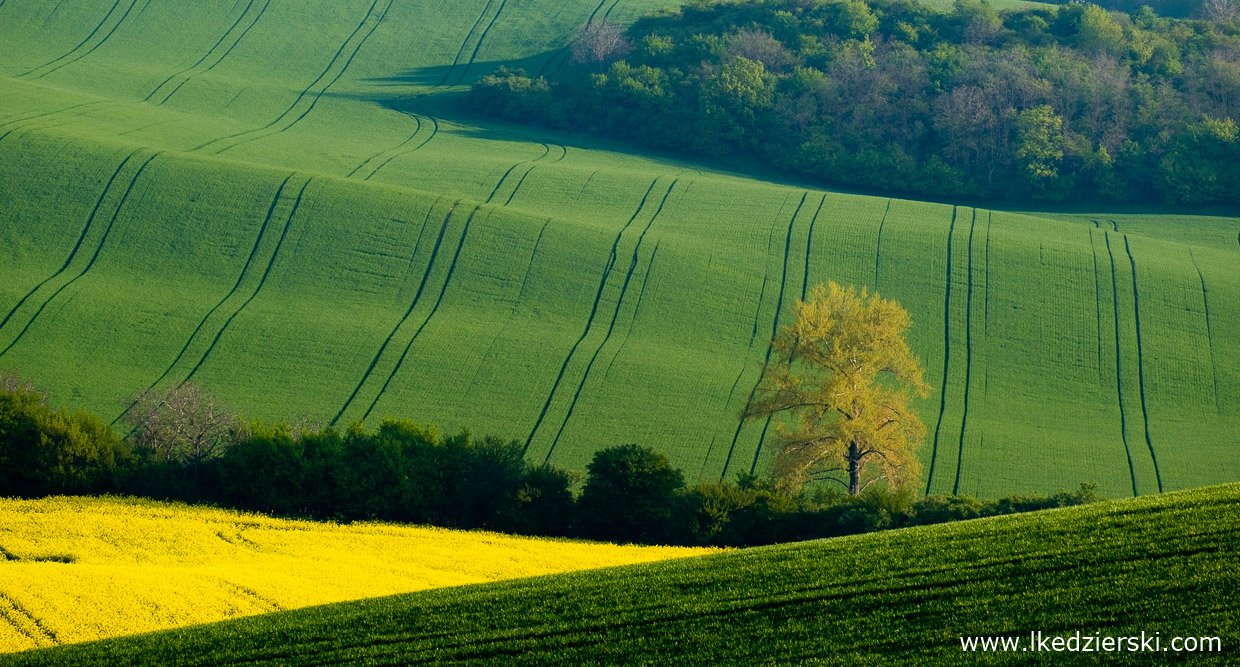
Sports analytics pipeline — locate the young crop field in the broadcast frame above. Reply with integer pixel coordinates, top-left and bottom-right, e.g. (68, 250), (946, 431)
(8, 484), (1237, 665)
(0, 496), (709, 653)
(0, 0), (1237, 498)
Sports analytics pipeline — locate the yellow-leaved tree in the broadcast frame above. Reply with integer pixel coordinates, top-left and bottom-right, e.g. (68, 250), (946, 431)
(744, 282), (931, 495)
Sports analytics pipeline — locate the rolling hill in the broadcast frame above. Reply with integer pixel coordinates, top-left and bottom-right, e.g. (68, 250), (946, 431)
(0, 0), (1237, 497)
(8, 483), (1237, 665)
(0, 495), (708, 653)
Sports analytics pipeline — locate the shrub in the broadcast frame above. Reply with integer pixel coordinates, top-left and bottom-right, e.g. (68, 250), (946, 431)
(577, 444), (685, 543)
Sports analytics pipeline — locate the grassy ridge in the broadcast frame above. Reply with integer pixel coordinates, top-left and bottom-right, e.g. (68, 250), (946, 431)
(0, 0), (1238, 496)
(0, 496), (708, 653)
(10, 484), (1238, 665)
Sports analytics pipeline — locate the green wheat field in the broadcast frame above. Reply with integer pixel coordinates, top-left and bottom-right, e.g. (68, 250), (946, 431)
(2, 0), (1239, 662)
(2, 0), (1235, 498)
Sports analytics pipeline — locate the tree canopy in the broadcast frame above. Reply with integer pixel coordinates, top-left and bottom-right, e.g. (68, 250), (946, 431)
(469, 0), (1240, 204)
(744, 283), (931, 495)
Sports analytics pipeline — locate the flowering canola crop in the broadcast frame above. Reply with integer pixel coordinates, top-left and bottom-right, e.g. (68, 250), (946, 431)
(0, 496), (714, 652)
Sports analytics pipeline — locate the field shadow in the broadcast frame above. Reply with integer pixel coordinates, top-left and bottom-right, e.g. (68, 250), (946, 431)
(362, 50), (567, 90)
(325, 55), (1240, 216)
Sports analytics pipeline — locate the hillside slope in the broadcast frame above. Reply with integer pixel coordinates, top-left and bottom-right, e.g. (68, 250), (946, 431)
(9, 484), (1238, 665)
(0, 496), (707, 653)
(0, 0), (1237, 496)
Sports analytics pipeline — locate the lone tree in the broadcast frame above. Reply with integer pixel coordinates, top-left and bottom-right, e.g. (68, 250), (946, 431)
(744, 282), (931, 495)
(571, 18), (631, 69)
(122, 382), (239, 476)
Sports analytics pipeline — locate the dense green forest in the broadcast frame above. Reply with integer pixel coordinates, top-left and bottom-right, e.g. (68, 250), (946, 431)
(469, 0), (1240, 203)
(0, 376), (1100, 547)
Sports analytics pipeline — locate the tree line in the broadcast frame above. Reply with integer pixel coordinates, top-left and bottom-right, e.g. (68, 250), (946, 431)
(0, 370), (1101, 547)
(467, 0), (1240, 204)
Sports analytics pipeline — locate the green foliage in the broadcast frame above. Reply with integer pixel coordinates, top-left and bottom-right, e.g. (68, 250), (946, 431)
(470, 0), (1240, 203)
(1157, 116), (1240, 203)
(218, 420), (577, 533)
(745, 283), (931, 496)
(1073, 4), (1127, 54)
(13, 484), (1234, 666)
(577, 444), (686, 543)
(0, 374), (128, 496)
(1, 0), (1239, 508)
(1014, 104), (1071, 199)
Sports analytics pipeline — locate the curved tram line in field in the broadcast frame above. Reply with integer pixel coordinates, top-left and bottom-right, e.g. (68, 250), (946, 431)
(600, 239), (661, 381)
(330, 202), (484, 425)
(541, 0), (623, 77)
(747, 193), (825, 476)
(116, 174), (303, 423)
(192, 0), (394, 155)
(540, 179), (681, 464)
(484, 142), (567, 207)
(144, 0), (272, 105)
(703, 193), (786, 480)
(1188, 249), (1221, 412)
(953, 209), (981, 495)
(521, 177), (662, 456)
(717, 193), (812, 478)
(19, 0), (142, 79)
(451, 0), (511, 87)
(1122, 234), (1163, 493)
(923, 206), (959, 495)
(180, 177), (313, 385)
(347, 109), (440, 181)
(438, 0), (499, 87)
(0, 150), (160, 360)
(331, 200), (460, 425)
(360, 207), (482, 422)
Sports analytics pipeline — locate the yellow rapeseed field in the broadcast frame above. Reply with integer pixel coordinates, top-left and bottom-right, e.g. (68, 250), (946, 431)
(0, 496), (715, 653)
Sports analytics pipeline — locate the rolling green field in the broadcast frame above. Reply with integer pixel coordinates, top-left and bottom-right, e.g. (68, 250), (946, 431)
(0, 0), (1237, 498)
(8, 484), (1238, 665)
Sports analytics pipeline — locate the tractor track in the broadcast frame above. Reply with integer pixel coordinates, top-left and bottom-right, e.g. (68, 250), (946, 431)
(1188, 250), (1221, 412)
(801, 195), (827, 301)
(750, 193), (819, 475)
(439, 0), (498, 86)
(0, 149), (142, 334)
(486, 143), (550, 204)
(0, 592), (57, 647)
(873, 199), (890, 288)
(924, 206), (958, 495)
(356, 111), (439, 181)
(453, 0), (510, 86)
(332, 201), (460, 426)
(146, 0), (272, 105)
(20, 0), (139, 79)
(952, 209), (979, 495)
(193, 0), (394, 155)
(362, 206), (482, 421)
(0, 152), (160, 360)
(522, 178), (661, 454)
(600, 239), (661, 381)
(182, 177), (312, 383)
(349, 112), (422, 179)
(121, 175), (297, 422)
(1104, 232), (1140, 497)
(719, 193), (807, 478)
(1123, 235), (1162, 492)
(541, 180), (680, 463)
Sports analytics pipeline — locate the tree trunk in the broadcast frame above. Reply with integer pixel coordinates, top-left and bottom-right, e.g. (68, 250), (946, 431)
(848, 441), (861, 496)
